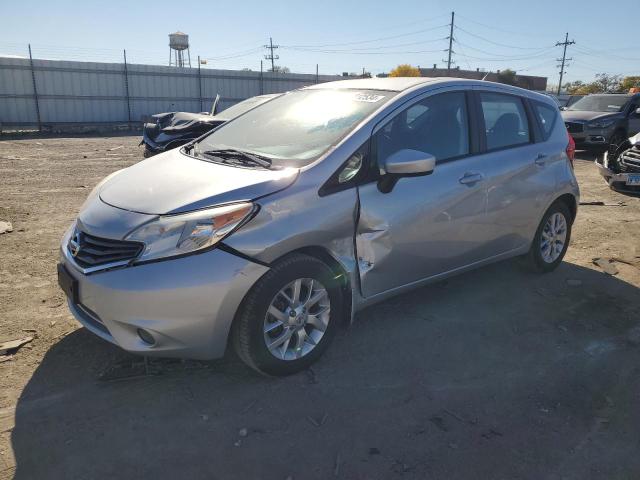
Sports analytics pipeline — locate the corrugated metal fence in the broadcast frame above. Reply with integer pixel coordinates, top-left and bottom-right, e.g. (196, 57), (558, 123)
(0, 57), (342, 129)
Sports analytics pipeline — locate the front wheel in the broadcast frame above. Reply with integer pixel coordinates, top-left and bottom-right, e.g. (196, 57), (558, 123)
(524, 202), (572, 273)
(231, 254), (342, 376)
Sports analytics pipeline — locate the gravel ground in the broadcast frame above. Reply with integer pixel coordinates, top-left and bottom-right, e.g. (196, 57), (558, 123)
(0, 134), (639, 480)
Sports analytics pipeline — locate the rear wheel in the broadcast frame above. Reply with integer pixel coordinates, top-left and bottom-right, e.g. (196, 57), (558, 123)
(231, 254), (342, 376)
(524, 202), (572, 273)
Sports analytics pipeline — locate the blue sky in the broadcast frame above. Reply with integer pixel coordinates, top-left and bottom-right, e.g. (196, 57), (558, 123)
(1, 0), (637, 86)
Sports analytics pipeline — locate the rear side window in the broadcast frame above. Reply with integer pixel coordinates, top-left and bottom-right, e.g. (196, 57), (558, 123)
(533, 101), (558, 140)
(479, 92), (530, 150)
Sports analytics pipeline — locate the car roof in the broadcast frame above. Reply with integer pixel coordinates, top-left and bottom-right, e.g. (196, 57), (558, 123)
(305, 77), (440, 92)
(305, 76), (556, 107)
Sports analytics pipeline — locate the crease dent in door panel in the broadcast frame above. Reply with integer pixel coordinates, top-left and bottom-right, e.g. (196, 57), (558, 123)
(356, 210), (392, 278)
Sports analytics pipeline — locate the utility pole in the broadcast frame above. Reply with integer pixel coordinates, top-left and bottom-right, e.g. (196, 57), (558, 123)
(446, 11), (455, 73)
(264, 37), (279, 72)
(555, 32), (575, 95)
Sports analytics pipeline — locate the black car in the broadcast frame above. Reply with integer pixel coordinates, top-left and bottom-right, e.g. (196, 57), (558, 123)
(561, 93), (640, 151)
(141, 94), (280, 157)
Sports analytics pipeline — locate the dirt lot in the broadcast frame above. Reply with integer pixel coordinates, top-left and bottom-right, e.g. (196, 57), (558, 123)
(1, 135), (639, 480)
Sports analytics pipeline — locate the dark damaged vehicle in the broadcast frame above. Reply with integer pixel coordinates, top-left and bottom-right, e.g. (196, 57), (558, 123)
(561, 93), (640, 151)
(141, 94), (279, 157)
(596, 131), (640, 194)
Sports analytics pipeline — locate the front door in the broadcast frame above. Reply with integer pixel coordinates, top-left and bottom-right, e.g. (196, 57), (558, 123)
(356, 90), (493, 299)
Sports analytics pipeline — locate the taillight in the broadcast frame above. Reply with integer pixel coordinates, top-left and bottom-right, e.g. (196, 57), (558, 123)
(566, 133), (576, 169)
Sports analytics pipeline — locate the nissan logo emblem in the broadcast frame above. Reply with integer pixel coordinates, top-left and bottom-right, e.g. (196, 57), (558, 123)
(69, 231), (82, 257)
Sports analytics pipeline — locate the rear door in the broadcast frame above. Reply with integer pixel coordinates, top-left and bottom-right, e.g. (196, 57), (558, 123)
(472, 90), (558, 253)
(356, 89), (495, 298)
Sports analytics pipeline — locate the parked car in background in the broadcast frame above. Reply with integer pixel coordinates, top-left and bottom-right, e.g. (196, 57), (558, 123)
(141, 94), (279, 157)
(556, 94), (584, 109)
(561, 93), (640, 151)
(58, 77), (579, 376)
(596, 131), (640, 194)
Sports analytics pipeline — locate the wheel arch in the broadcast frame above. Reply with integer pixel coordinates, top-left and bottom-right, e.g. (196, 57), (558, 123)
(554, 193), (578, 222)
(286, 246), (353, 323)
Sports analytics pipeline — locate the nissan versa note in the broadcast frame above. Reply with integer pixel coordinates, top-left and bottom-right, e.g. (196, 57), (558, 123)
(58, 77), (579, 375)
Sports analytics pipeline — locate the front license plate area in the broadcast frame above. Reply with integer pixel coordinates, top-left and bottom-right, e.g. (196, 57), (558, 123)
(57, 264), (79, 304)
(626, 174), (640, 186)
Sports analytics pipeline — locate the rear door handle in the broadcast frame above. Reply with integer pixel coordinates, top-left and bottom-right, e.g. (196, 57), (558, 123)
(459, 172), (484, 185)
(535, 154), (547, 166)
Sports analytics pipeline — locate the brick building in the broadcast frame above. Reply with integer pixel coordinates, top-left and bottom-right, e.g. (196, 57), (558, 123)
(417, 66), (547, 91)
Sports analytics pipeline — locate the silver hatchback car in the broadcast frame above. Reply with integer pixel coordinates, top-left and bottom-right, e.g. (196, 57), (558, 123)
(58, 77), (579, 375)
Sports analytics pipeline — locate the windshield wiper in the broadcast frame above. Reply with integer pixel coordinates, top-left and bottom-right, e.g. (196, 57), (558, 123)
(200, 148), (272, 169)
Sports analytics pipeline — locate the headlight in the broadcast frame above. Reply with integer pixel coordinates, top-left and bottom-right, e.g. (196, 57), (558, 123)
(125, 203), (255, 262)
(587, 118), (615, 129)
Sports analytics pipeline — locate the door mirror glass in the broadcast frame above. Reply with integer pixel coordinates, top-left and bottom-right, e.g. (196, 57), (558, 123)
(383, 149), (435, 176)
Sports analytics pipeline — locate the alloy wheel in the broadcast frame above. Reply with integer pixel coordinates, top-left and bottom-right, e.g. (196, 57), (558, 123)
(263, 278), (330, 361)
(540, 212), (567, 263)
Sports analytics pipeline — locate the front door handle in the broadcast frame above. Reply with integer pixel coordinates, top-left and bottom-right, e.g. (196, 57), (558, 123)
(535, 154), (547, 166)
(459, 172), (484, 185)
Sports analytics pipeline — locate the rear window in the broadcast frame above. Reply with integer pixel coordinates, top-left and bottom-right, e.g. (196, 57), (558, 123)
(479, 92), (530, 150)
(533, 101), (558, 140)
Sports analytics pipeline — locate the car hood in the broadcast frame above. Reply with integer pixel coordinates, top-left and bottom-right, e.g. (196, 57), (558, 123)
(561, 110), (621, 122)
(99, 148), (299, 215)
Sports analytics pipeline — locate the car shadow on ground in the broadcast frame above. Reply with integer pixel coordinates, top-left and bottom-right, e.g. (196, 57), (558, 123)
(10, 259), (640, 480)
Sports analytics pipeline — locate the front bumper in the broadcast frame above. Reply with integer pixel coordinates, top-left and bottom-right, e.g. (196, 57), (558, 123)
(571, 127), (614, 148)
(60, 246), (269, 360)
(595, 155), (640, 195)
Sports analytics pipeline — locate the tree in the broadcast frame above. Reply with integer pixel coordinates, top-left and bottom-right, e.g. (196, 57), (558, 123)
(389, 64), (421, 77)
(271, 66), (290, 74)
(621, 76), (640, 92)
(593, 73), (622, 93)
(496, 69), (518, 86)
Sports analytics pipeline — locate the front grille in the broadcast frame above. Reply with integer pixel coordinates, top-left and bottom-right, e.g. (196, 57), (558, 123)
(68, 229), (143, 269)
(565, 122), (584, 134)
(620, 146), (640, 172)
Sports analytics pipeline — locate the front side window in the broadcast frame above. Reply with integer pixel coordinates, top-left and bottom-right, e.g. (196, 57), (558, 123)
(480, 92), (530, 150)
(196, 89), (394, 168)
(374, 91), (470, 164)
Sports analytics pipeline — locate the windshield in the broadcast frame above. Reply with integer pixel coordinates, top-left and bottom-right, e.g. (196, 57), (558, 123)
(196, 89), (395, 167)
(567, 95), (630, 112)
(215, 95), (276, 120)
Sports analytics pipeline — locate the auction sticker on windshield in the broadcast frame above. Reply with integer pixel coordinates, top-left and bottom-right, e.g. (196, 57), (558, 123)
(354, 93), (386, 103)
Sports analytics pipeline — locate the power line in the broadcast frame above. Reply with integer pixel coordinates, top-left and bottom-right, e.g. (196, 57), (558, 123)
(281, 23), (449, 49)
(555, 32), (575, 94)
(454, 41), (554, 60)
(454, 25), (554, 50)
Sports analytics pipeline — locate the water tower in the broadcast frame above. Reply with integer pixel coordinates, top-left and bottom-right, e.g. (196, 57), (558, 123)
(168, 31), (191, 68)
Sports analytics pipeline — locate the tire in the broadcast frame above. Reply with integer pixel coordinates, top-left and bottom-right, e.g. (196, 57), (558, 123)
(231, 253), (343, 376)
(143, 146), (156, 158)
(524, 201), (573, 273)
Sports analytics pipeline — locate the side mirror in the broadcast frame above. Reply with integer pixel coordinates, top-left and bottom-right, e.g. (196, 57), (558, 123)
(383, 149), (436, 176)
(378, 149), (436, 193)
